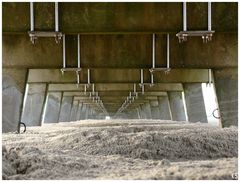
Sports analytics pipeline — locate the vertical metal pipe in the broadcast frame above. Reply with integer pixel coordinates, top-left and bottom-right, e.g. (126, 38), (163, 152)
(183, 2), (187, 31)
(208, 69), (212, 85)
(77, 34), (81, 68)
(92, 83), (95, 93)
(77, 73), (80, 84)
(30, 2), (34, 31)
(152, 34), (155, 68)
(55, 2), (59, 32)
(88, 69), (90, 84)
(167, 34), (170, 68)
(208, 2), (212, 31)
(134, 83), (136, 93)
(151, 73), (154, 84)
(141, 69), (144, 84)
(63, 34), (66, 68)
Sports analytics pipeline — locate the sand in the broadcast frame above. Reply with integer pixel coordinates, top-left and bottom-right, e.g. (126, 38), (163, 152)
(2, 119), (238, 180)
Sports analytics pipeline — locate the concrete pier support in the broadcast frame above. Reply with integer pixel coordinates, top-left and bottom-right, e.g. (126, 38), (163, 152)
(21, 83), (47, 126)
(158, 96), (172, 120)
(59, 96), (73, 122)
(168, 92), (187, 121)
(43, 92), (62, 123)
(70, 100), (79, 121)
(76, 102), (83, 120)
(2, 69), (27, 133)
(183, 83), (207, 123)
(79, 104), (87, 120)
(150, 100), (160, 119)
(140, 102), (152, 119)
(214, 68), (238, 127)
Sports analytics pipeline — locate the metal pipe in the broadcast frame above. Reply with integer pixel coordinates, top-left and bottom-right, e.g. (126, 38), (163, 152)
(141, 69), (144, 84)
(208, 2), (212, 31)
(92, 83), (95, 93)
(134, 83), (136, 93)
(77, 73), (80, 84)
(183, 2), (187, 31)
(55, 2), (59, 32)
(167, 34), (170, 68)
(151, 73), (154, 85)
(88, 69), (91, 84)
(63, 34), (66, 68)
(77, 34), (81, 68)
(208, 69), (212, 85)
(152, 34), (155, 68)
(142, 85), (145, 94)
(30, 2), (34, 31)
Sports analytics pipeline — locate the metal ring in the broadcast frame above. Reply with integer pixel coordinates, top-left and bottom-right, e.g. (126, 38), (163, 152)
(20, 122), (26, 133)
(212, 108), (220, 119)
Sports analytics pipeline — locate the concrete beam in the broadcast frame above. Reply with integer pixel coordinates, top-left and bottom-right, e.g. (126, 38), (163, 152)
(27, 69), (209, 83)
(48, 83), (183, 92)
(3, 3), (237, 33)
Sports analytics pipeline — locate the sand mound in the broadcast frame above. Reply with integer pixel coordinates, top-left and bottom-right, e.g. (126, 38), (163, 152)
(2, 120), (238, 180)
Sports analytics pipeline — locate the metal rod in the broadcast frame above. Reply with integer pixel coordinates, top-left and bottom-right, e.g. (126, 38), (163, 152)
(77, 34), (81, 68)
(88, 69), (90, 84)
(84, 84), (87, 93)
(141, 69), (144, 84)
(208, 69), (212, 85)
(183, 2), (187, 31)
(151, 73), (154, 85)
(63, 34), (66, 68)
(134, 83), (136, 93)
(152, 34), (155, 68)
(30, 2), (34, 31)
(77, 73), (80, 84)
(92, 83), (95, 93)
(167, 34), (170, 68)
(55, 2), (59, 32)
(142, 85), (145, 94)
(208, 2), (212, 31)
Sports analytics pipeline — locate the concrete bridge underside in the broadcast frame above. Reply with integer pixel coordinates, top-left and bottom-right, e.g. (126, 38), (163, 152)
(2, 2), (237, 132)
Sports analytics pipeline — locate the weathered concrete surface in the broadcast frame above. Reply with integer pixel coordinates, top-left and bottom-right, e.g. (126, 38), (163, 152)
(158, 96), (172, 120)
(70, 100), (79, 121)
(3, 3), (237, 33)
(27, 69), (210, 84)
(2, 68), (27, 133)
(79, 104), (87, 120)
(168, 92), (187, 121)
(150, 100), (160, 119)
(58, 96), (73, 122)
(21, 83), (47, 126)
(213, 68), (238, 127)
(140, 102), (152, 119)
(3, 33), (237, 69)
(76, 102), (83, 120)
(183, 83), (207, 123)
(43, 92), (62, 123)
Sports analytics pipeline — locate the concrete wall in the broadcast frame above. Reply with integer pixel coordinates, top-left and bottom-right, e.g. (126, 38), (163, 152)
(59, 96), (73, 122)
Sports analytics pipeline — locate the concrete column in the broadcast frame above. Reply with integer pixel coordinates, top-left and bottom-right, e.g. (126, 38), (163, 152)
(70, 100), (79, 121)
(58, 96), (73, 122)
(43, 92), (62, 123)
(150, 100), (160, 119)
(85, 105), (89, 119)
(168, 92), (187, 121)
(183, 83), (207, 123)
(21, 83), (47, 126)
(214, 68), (238, 127)
(140, 102), (152, 119)
(2, 69), (27, 133)
(76, 102), (83, 120)
(79, 104), (87, 120)
(158, 96), (172, 120)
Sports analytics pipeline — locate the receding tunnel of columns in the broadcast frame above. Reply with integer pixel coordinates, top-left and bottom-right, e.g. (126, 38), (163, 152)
(2, 2), (237, 133)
